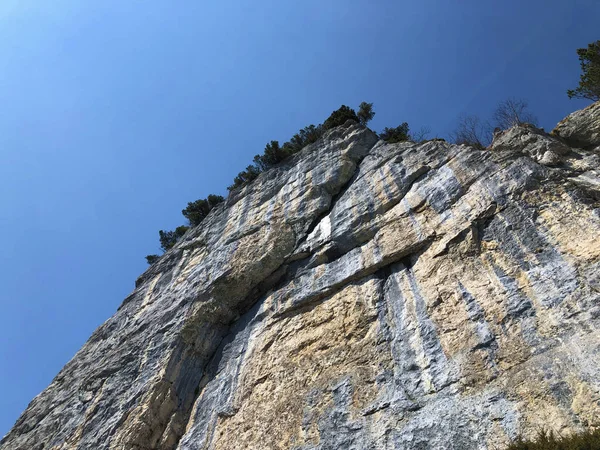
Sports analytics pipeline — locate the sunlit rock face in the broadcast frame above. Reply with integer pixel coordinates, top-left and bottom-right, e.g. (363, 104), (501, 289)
(2, 102), (600, 450)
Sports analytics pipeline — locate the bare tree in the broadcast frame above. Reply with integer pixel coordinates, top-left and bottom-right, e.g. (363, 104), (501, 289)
(410, 126), (431, 143)
(449, 98), (538, 148)
(492, 98), (538, 130)
(448, 114), (492, 149)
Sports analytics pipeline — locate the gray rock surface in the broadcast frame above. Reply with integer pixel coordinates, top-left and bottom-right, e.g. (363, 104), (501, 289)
(552, 100), (600, 149)
(2, 104), (600, 450)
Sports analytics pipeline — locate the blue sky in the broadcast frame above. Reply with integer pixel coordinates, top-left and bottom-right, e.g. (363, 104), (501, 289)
(0, 0), (598, 437)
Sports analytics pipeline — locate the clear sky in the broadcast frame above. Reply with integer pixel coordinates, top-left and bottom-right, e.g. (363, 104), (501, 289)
(0, 0), (598, 437)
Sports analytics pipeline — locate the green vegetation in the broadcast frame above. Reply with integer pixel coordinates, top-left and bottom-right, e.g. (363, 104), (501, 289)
(147, 102), (378, 264)
(146, 194), (225, 264)
(182, 195), (224, 227)
(159, 226), (189, 252)
(567, 40), (600, 101)
(506, 429), (600, 450)
(357, 102), (375, 126)
(142, 39), (600, 264)
(144, 100), (428, 265)
(323, 105), (360, 129)
(231, 164), (261, 188)
(145, 254), (160, 265)
(227, 103), (370, 192)
(227, 140), (296, 191)
(142, 93), (543, 265)
(227, 125), (326, 192)
(252, 140), (289, 171)
(284, 124), (324, 153)
(380, 123), (410, 143)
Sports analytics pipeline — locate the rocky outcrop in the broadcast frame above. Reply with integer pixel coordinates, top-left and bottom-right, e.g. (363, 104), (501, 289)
(552, 100), (600, 149)
(2, 102), (600, 450)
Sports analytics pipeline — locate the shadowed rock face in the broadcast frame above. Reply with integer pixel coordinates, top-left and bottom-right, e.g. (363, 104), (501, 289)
(2, 103), (600, 450)
(552, 101), (600, 149)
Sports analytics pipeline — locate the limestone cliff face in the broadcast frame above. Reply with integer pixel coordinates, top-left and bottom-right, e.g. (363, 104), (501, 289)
(3, 102), (600, 450)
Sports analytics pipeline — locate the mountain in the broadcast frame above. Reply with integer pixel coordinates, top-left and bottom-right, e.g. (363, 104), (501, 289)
(2, 101), (600, 450)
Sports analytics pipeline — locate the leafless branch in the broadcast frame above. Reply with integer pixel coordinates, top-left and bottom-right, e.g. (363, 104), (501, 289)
(410, 126), (431, 143)
(448, 114), (492, 149)
(492, 98), (538, 129)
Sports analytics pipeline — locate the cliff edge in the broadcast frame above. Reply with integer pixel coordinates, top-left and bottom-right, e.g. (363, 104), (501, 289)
(2, 102), (600, 450)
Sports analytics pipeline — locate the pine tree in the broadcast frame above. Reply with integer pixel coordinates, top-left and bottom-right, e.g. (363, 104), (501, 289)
(567, 40), (600, 101)
(357, 102), (375, 126)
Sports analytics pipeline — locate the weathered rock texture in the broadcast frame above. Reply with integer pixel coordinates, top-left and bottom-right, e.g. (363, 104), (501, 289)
(3, 102), (600, 450)
(553, 100), (600, 149)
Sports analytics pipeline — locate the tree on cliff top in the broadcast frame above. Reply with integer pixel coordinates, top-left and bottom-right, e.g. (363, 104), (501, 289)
(357, 102), (375, 126)
(567, 40), (600, 101)
(323, 105), (359, 129)
(159, 226), (189, 252)
(228, 102), (373, 192)
(448, 114), (491, 149)
(182, 195), (224, 227)
(492, 98), (538, 129)
(145, 254), (160, 265)
(380, 123), (410, 143)
(449, 98), (537, 148)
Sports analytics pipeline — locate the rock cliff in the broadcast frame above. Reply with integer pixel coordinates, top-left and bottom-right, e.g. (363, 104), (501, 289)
(2, 102), (600, 450)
